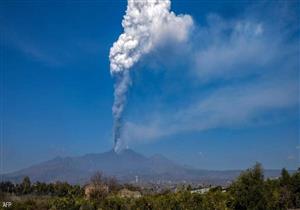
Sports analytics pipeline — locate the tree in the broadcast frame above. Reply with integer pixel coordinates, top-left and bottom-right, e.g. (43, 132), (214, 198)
(202, 190), (228, 210)
(229, 162), (267, 210)
(264, 178), (281, 210)
(290, 169), (300, 207)
(0, 181), (15, 193)
(280, 168), (291, 186)
(34, 181), (48, 195)
(278, 168), (292, 208)
(21, 176), (32, 194)
(106, 177), (120, 193)
(90, 171), (104, 186)
(88, 172), (109, 201)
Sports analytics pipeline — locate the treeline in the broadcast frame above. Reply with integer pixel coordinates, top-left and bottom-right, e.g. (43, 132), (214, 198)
(0, 177), (83, 197)
(0, 163), (299, 210)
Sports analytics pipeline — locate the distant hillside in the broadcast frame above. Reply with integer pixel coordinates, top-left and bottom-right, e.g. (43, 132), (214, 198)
(1, 149), (284, 185)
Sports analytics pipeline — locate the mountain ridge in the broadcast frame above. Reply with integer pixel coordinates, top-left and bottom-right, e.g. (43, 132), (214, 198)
(1, 149), (285, 185)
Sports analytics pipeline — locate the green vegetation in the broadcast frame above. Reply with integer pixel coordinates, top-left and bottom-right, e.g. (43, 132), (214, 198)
(1, 163), (299, 210)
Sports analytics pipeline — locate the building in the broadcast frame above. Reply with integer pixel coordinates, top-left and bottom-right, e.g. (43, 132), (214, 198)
(118, 188), (142, 198)
(84, 184), (109, 199)
(190, 187), (210, 194)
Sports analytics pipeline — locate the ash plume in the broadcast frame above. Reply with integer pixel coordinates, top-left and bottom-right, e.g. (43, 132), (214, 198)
(109, 0), (193, 152)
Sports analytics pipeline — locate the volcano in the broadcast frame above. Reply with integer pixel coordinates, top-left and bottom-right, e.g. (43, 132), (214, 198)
(1, 149), (281, 185)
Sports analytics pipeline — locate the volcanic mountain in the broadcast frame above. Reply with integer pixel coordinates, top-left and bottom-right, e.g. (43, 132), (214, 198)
(2, 149), (281, 185)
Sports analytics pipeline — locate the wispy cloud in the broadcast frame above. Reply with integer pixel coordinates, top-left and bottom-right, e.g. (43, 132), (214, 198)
(0, 24), (101, 67)
(14, 39), (62, 67)
(287, 155), (295, 160)
(192, 11), (299, 83)
(194, 17), (268, 82)
(122, 78), (298, 145)
(2, 28), (104, 67)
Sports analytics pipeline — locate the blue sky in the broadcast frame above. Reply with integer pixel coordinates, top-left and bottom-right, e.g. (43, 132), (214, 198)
(0, 0), (299, 173)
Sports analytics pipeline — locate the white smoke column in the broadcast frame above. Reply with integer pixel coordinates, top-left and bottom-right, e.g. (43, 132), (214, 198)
(109, 0), (193, 152)
(112, 70), (131, 151)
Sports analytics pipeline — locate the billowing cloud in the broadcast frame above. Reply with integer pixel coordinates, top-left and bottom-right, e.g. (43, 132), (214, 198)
(109, 0), (193, 73)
